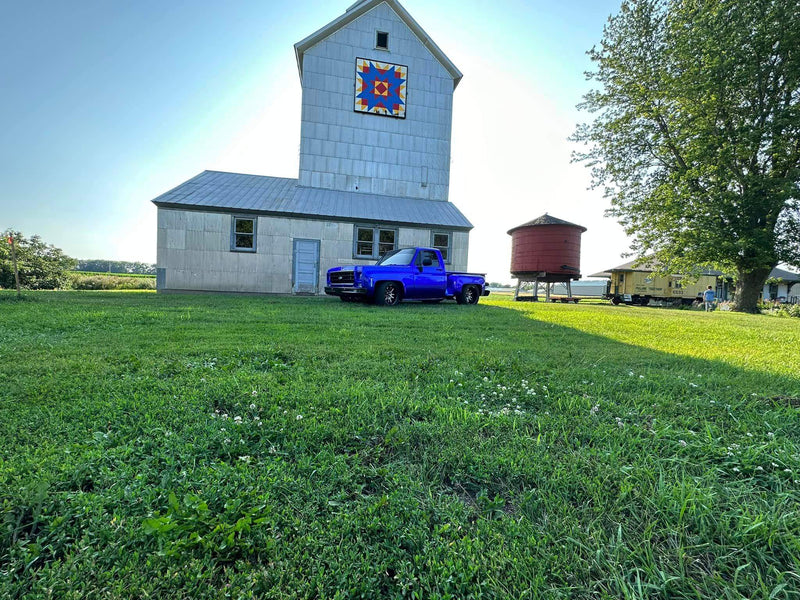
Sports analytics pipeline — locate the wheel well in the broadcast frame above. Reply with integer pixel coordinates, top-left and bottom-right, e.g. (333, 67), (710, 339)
(375, 280), (404, 294)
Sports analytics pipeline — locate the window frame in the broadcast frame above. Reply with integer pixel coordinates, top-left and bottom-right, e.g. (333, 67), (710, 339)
(375, 30), (389, 50)
(230, 215), (257, 253)
(353, 224), (398, 260)
(431, 231), (453, 265)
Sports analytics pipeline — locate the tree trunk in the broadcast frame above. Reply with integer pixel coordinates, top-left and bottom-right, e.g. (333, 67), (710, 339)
(732, 267), (772, 313)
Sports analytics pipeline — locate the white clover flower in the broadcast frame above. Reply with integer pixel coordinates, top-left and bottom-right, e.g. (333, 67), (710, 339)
(296, 414), (303, 420)
(250, 403), (257, 410)
(733, 467), (740, 472)
(679, 440), (687, 447)
(784, 468), (792, 473)
(590, 405), (600, 415)
(767, 432), (775, 439)
(239, 455), (251, 463)
(746, 433), (753, 437)
(234, 416), (243, 423)
(200, 378), (206, 383)
(251, 390), (258, 397)
(224, 438), (231, 444)
(483, 377), (489, 382)
(755, 466), (764, 471)
(689, 383), (698, 388)
(771, 463), (779, 468)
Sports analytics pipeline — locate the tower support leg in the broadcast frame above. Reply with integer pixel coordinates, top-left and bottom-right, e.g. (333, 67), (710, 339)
(514, 279), (521, 300)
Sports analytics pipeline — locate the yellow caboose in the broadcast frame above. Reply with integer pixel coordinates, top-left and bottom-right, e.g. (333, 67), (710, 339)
(591, 259), (720, 306)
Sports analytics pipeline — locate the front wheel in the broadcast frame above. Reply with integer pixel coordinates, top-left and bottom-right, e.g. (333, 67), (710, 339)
(456, 285), (480, 305)
(375, 282), (402, 306)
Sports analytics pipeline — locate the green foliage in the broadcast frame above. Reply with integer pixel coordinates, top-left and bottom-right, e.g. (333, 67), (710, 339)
(1, 293), (799, 598)
(0, 230), (76, 290)
(573, 0), (800, 312)
(68, 272), (155, 290)
(75, 260), (155, 275)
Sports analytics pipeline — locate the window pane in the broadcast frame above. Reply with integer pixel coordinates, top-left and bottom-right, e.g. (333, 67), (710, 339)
(438, 248), (448, 262)
(433, 233), (449, 248)
(357, 241), (373, 256)
(235, 234), (254, 249)
(235, 219), (254, 234)
(379, 229), (395, 244)
(378, 243), (394, 256)
(357, 228), (374, 243)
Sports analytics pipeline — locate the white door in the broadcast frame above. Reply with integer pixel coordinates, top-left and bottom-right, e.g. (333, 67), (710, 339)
(292, 239), (320, 294)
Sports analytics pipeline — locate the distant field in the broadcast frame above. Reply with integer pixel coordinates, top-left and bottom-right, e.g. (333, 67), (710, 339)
(70, 271), (155, 278)
(1, 292), (799, 598)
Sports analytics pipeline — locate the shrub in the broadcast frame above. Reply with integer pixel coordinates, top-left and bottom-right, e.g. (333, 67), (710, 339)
(1, 230), (76, 290)
(68, 273), (155, 291)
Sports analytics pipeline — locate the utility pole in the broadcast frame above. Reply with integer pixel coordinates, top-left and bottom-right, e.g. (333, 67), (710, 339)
(8, 235), (21, 298)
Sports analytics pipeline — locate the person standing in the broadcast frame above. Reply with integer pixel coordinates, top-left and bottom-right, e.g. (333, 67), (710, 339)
(703, 286), (716, 311)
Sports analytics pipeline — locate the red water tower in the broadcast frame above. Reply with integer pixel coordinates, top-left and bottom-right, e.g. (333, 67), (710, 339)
(507, 214), (587, 301)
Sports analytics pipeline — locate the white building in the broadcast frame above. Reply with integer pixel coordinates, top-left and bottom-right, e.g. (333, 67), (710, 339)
(152, 0), (472, 294)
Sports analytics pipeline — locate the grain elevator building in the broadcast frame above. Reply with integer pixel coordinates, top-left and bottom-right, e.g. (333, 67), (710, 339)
(152, 0), (472, 294)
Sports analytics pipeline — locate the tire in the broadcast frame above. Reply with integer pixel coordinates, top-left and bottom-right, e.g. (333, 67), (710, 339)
(457, 285), (480, 305)
(611, 297), (621, 305)
(375, 282), (401, 306)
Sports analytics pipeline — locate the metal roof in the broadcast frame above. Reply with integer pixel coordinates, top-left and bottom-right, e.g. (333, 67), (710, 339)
(589, 259), (800, 281)
(507, 214), (587, 235)
(151, 170), (473, 230)
(294, 0), (463, 89)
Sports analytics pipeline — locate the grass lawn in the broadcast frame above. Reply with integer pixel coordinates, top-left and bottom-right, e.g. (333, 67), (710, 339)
(1, 291), (799, 599)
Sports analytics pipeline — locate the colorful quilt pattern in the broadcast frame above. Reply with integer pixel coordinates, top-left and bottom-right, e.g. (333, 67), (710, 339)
(354, 58), (407, 118)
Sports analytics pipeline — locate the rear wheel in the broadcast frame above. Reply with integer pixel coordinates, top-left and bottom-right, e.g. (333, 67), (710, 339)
(375, 282), (401, 306)
(457, 285), (480, 305)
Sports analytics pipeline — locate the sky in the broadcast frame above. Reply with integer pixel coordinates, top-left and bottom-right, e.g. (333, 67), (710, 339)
(1, 0), (628, 284)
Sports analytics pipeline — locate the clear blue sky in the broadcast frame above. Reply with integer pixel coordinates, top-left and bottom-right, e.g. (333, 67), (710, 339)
(1, 0), (626, 282)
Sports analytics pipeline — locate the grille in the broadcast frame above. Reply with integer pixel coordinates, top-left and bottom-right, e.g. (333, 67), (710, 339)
(331, 271), (355, 285)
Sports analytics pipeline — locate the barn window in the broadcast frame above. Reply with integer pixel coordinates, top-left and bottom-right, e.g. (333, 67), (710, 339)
(376, 31), (389, 50)
(354, 225), (397, 259)
(431, 231), (452, 264)
(231, 216), (257, 252)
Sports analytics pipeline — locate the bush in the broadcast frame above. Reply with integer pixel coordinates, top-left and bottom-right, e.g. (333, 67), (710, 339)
(68, 273), (155, 291)
(0, 230), (76, 290)
(773, 303), (800, 318)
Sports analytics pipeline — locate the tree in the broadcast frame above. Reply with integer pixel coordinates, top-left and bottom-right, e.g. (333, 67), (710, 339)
(573, 0), (800, 312)
(0, 230), (77, 290)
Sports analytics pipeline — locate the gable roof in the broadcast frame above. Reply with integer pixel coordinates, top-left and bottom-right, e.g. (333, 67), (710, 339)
(294, 0), (463, 88)
(151, 170), (473, 230)
(507, 214), (587, 235)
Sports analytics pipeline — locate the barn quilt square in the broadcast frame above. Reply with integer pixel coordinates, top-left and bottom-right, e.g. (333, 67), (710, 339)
(354, 58), (407, 118)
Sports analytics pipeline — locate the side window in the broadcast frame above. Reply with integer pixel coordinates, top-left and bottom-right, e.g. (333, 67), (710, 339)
(431, 232), (452, 264)
(354, 225), (397, 259)
(231, 216), (256, 252)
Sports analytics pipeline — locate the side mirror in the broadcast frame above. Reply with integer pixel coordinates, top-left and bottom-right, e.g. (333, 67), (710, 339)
(422, 258), (433, 267)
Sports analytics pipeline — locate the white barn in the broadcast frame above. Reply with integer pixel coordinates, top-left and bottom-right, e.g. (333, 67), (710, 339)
(152, 0), (472, 294)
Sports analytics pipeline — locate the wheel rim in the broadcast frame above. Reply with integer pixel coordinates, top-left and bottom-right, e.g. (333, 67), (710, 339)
(385, 285), (398, 305)
(465, 287), (476, 303)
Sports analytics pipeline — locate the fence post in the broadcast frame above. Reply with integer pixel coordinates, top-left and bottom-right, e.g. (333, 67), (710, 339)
(8, 235), (21, 298)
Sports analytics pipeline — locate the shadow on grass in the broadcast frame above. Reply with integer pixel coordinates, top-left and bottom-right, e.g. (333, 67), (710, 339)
(2, 292), (800, 599)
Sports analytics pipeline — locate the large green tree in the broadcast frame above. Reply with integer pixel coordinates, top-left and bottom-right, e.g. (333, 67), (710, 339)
(573, 0), (800, 312)
(0, 230), (76, 290)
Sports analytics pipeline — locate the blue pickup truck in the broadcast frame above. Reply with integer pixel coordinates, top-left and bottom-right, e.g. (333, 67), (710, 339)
(325, 247), (489, 306)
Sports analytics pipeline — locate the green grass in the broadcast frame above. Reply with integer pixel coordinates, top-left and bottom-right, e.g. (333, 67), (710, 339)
(1, 291), (799, 599)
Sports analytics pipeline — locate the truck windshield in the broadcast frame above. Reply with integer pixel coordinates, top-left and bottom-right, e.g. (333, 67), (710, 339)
(376, 248), (416, 266)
